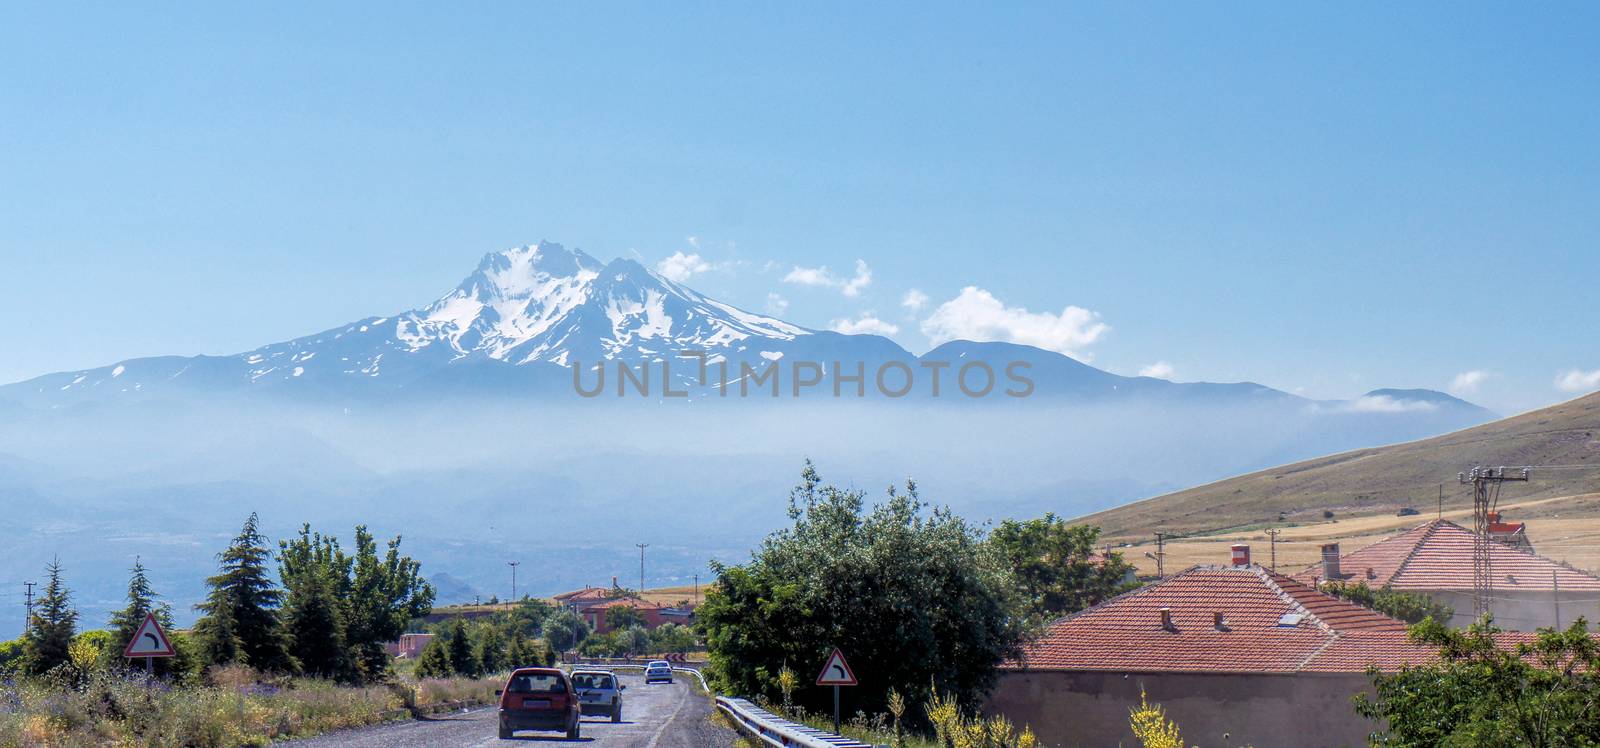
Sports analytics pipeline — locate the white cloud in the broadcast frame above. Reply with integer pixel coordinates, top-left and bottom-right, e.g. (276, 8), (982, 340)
(656, 251), (713, 282)
(919, 287), (1109, 358)
(765, 292), (789, 315)
(782, 259), (873, 297)
(783, 266), (834, 287)
(829, 313), (900, 336)
(1555, 368), (1600, 393)
(1138, 361), (1175, 380)
(1344, 394), (1439, 413)
(901, 289), (929, 313)
(1449, 370), (1490, 395)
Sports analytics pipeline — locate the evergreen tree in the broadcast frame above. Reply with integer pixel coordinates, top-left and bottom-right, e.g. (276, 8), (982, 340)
(505, 630), (531, 668)
(106, 557), (178, 675)
(23, 557), (78, 675)
(193, 513), (294, 672)
(444, 618), (478, 677)
(474, 624), (507, 674)
(279, 526), (353, 680)
(413, 634), (453, 679)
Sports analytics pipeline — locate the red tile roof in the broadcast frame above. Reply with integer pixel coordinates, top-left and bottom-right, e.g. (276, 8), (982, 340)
(589, 597), (664, 610)
(1006, 565), (1436, 674)
(554, 586), (619, 601)
(1291, 520), (1600, 592)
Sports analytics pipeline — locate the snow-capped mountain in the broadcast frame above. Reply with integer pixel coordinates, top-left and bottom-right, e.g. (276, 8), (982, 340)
(5, 242), (907, 403)
(0, 240), (1493, 424)
(395, 243), (809, 367)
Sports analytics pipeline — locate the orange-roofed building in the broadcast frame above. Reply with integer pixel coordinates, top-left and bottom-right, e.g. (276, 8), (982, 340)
(1292, 518), (1600, 630)
(987, 545), (1441, 748)
(584, 597), (667, 634)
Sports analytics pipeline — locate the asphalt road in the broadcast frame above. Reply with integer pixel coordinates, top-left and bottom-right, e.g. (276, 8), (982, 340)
(284, 672), (739, 748)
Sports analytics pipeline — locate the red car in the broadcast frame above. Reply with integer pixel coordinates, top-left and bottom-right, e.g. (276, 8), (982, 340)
(496, 667), (581, 740)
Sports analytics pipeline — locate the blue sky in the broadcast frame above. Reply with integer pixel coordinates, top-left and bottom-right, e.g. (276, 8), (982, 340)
(1, 3), (1596, 415)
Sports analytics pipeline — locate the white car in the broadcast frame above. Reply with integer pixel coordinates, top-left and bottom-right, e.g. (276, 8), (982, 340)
(644, 660), (673, 684)
(570, 669), (625, 722)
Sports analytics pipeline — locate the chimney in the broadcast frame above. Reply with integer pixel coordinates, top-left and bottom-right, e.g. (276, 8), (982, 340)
(1231, 544), (1250, 566)
(1321, 543), (1342, 581)
(612, 575), (618, 589)
(1213, 612), (1228, 631)
(1159, 607), (1176, 631)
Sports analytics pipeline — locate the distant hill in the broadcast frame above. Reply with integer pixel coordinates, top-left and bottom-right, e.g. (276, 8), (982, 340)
(1082, 391), (1600, 540)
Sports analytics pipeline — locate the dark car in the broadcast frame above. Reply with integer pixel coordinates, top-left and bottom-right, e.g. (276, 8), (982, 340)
(497, 667), (581, 740)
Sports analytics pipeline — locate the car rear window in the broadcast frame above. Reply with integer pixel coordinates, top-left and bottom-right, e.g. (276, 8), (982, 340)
(506, 673), (566, 693)
(572, 673), (614, 689)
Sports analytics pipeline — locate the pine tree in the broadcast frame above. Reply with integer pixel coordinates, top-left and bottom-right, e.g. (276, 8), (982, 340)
(279, 526), (353, 680)
(193, 513), (294, 672)
(444, 618), (478, 677)
(413, 634), (452, 679)
(107, 557), (177, 675)
(24, 557), (78, 675)
(505, 630), (531, 669)
(283, 567), (350, 679)
(474, 624), (507, 675)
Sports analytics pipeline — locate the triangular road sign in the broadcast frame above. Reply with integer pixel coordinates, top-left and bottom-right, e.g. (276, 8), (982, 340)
(122, 612), (176, 658)
(815, 647), (858, 686)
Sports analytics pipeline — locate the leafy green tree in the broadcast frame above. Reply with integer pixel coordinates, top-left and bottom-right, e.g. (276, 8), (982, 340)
(614, 625), (650, 655)
(23, 558), (78, 675)
(604, 604), (646, 631)
(193, 513), (295, 672)
(343, 527), (434, 679)
(0, 638), (26, 672)
(413, 634), (453, 679)
(1320, 581), (1453, 625)
(700, 461), (1027, 717)
(279, 525), (354, 679)
(1356, 616), (1600, 746)
(474, 623), (507, 674)
(543, 608), (590, 652)
(649, 623), (698, 653)
(505, 598), (552, 638)
(987, 514), (1136, 620)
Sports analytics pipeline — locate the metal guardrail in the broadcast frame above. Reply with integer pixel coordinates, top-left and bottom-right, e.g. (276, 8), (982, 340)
(570, 660), (873, 747)
(714, 696), (875, 748)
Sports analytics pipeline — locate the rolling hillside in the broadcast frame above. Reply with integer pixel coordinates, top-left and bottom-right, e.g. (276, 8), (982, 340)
(1083, 390), (1600, 542)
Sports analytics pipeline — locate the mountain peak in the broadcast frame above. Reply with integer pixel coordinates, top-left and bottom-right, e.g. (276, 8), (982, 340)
(461, 242), (602, 300)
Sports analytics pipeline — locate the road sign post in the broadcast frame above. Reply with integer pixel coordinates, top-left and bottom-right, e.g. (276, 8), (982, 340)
(815, 648), (858, 735)
(122, 611), (176, 682)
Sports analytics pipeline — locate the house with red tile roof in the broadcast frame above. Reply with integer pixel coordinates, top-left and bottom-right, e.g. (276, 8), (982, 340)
(1291, 519), (1600, 630)
(583, 597), (668, 634)
(987, 546), (1439, 748)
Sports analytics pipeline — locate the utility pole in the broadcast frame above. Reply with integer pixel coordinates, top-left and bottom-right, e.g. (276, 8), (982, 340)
(1460, 466), (1530, 620)
(693, 574), (699, 606)
(23, 581), (35, 628)
(1437, 483), (1444, 519)
(507, 561), (521, 603)
(1554, 571), (1562, 629)
(1146, 533), (1172, 578)
(636, 544), (649, 594)
(1266, 529), (1282, 572)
